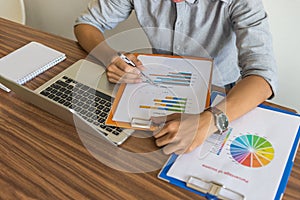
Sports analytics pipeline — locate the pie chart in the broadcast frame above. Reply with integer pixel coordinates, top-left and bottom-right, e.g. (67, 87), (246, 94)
(230, 134), (274, 168)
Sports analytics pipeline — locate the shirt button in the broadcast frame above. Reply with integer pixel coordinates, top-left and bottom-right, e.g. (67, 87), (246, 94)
(176, 21), (182, 26)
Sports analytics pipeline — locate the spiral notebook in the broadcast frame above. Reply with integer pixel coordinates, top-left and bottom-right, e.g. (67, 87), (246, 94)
(0, 41), (66, 92)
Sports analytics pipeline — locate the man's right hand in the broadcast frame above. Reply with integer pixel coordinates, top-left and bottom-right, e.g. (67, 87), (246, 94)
(74, 25), (144, 84)
(106, 53), (144, 84)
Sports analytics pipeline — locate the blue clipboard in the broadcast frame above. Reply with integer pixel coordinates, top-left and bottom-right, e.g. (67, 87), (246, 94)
(158, 91), (300, 200)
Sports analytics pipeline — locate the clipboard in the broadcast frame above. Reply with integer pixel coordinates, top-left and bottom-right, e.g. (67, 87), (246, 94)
(158, 154), (246, 200)
(106, 53), (213, 130)
(158, 91), (300, 200)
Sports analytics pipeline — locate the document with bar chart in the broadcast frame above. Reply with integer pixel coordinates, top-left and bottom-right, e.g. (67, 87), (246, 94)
(159, 95), (300, 200)
(111, 54), (212, 124)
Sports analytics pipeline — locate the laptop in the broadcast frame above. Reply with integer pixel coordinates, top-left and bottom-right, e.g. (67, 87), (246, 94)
(0, 59), (134, 145)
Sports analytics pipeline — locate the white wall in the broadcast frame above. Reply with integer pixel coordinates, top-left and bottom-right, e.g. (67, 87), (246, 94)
(23, 0), (300, 112)
(263, 0), (300, 112)
(24, 0), (90, 39)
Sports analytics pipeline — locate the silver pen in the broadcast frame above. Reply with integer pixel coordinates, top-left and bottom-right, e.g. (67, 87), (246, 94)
(117, 52), (157, 86)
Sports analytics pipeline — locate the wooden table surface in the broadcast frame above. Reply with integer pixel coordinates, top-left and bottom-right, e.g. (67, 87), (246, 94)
(0, 18), (299, 200)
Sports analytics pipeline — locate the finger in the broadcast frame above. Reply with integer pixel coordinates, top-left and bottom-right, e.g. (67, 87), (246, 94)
(174, 148), (186, 155)
(108, 56), (137, 74)
(163, 138), (195, 155)
(162, 142), (183, 155)
(122, 71), (143, 80)
(106, 64), (142, 83)
(125, 54), (143, 68)
(106, 63), (126, 77)
(117, 60), (141, 74)
(154, 120), (180, 140)
(119, 71), (144, 83)
(115, 54), (142, 74)
(155, 132), (176, 147)
(132, 58), (144, 70)
(153, 125), (169, 138)
(136, 62), (145, 71)
(106, 68), (125, 83)
(111, 52), (143, 73)
(154, 118), (181, 136)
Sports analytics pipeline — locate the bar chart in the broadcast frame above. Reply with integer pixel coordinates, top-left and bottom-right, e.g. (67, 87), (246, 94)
(150, 71), (192, 86)
(139, 96), (187, 113)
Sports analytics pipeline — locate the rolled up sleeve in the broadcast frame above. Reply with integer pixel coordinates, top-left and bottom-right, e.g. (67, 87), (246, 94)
(229, 0), (278, 98)
(75, 0), (133, 33)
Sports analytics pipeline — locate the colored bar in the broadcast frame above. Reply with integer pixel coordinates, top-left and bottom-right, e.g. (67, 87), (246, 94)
(154, 103), (186, 108)
(165, 96), (187, 101)
(139, 105), (185, 112)
(153, 99), (186, 104)
(167, 75), (191, 79)
(149, 74), (191, 79)
(217, 128), (232, 155)
(154, 80), (190, 86)
(170, 72), (192, 75)
(156, 77), (191, 82)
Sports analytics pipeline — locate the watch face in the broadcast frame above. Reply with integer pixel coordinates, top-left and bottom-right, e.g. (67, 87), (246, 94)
(217, 113), (229, 131)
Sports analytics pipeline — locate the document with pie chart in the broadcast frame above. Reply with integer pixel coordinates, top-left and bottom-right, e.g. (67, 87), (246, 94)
(159, 95), (300, 200)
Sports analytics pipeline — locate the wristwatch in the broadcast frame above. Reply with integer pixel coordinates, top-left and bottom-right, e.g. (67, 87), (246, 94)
(205, 107), (229, 134)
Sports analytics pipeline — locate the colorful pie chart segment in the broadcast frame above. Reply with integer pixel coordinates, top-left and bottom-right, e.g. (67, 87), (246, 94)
(230, 134), (274, 168)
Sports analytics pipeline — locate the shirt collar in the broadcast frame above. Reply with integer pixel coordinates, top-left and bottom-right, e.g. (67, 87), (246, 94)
(185, 0), (196, 3)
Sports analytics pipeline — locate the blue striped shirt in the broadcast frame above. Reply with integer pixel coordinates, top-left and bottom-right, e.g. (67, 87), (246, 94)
(76, 0), (277, 96)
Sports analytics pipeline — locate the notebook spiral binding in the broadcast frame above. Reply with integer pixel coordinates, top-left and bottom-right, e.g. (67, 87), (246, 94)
(16, 55), (66, 85)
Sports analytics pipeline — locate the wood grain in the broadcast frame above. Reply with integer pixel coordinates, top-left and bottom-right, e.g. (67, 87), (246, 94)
(0, 17), (299, 200)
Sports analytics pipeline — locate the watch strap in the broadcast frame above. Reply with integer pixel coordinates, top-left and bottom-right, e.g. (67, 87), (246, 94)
(205, 106), (222, 115)
(205, 106), (228, 134)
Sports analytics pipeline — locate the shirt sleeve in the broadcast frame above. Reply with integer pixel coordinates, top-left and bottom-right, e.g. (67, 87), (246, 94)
(75, 0), (133, 33)
(228, 0), (278, 98)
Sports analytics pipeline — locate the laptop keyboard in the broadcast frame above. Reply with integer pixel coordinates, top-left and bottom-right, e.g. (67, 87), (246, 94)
(39, 76), (124, 137)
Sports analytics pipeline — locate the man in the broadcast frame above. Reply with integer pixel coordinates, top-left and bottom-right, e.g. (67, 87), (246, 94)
(74, 0), (277, 154)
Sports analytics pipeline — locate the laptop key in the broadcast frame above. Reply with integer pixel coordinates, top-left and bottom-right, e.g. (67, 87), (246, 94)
(41, 90), (50, 96)
(112, 131), (120, 136)
(53, 96), (60, 102)
(56, 80), (68, 87)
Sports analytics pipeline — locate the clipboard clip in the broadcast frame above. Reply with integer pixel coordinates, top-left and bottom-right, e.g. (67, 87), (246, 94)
(131, 118), (153, 129)
(186, 177), (245, 200)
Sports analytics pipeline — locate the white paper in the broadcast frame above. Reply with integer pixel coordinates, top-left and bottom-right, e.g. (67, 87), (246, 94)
(166, 106), (300, 200)
(113, 55), (212, 123)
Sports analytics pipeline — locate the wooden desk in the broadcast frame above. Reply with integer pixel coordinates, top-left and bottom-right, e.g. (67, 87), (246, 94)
(0, 18), (299, 199)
